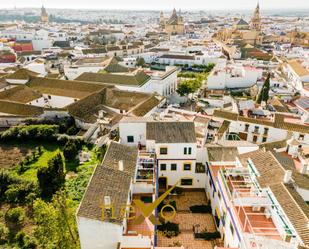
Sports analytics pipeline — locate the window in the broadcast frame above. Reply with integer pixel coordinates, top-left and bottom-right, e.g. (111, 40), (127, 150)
(171, 164), (177, 171)
(160, 164), (166, 171)
(160, 147), (168, 155)
(183, 163), (191, 171)
(254, 126), (259, 133)
(127, 136), (134, 143)
(264, 128), (269, 135)
(262, 137), (267, 143)
(299, 134), (305, 140)
(245, 124), (249, 132)
(184, 147), (192, 155)
(181, 178), (193, 186)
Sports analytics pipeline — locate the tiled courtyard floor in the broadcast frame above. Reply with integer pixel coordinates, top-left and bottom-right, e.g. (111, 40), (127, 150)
(157, 190), (218, 249)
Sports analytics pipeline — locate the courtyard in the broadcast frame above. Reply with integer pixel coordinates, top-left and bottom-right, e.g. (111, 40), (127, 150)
(157, 190), (221, 249)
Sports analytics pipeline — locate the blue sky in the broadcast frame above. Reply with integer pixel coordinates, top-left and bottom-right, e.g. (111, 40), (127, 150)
(1, 0), (308, 10)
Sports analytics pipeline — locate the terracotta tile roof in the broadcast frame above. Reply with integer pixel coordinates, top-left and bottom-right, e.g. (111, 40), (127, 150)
(131, 95), (162, 117)
(27, 77), (106, 99)
(82, 47), (107, 55)
(288, 60), (309, 77)
(75, 71), (151, 86)
(68, 88), (120, 124)
(68, 88), (157, 123)
(259, 139), (287, 151)
(270, 183), (309, 246)
(271, 151), (309, 190)
(217, 120), (230, 139)
(5, 68), (39, 81)
(77, 142), (137, 223)
(146, 121), (196, 143)
(214, 109), (309, 135)
(0, 100), (43, 116)
(207, 146), (239, 161)
(0, 85), (42, 103)
(238, 150), (286, 188)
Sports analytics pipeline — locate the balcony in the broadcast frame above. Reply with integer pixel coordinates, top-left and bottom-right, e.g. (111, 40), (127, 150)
(136, 150), (156, 183)
(235, 206), (281, 241)
(134, 151), (156, 194)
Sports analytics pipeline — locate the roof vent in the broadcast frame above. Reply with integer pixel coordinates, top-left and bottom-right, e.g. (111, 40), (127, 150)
(104, 196), (111, 208)
(118, 160), (124, 171)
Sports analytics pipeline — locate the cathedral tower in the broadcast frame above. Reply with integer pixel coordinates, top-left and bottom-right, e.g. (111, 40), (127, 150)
(251, 2), (261, 31)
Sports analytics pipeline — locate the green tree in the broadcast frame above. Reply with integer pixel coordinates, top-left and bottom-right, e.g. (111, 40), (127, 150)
(5, 207), (26, 225)
(257, 73), (270, 104)
(63, 140), (79, 162)
(37, 154), (65, 199)
(136, 57), (146, 67)
(176, 79), (202, 97)
(0, 222), (9, 242)
(33, 191), (79, 249)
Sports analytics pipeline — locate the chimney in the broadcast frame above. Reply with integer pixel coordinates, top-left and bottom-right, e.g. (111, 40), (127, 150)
(118, 160), (124, 171)
(283, 170), (292, 183)
(98, 110), (104, 119)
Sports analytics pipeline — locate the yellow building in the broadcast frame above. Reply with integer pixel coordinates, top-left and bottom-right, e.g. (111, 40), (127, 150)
(41, 6), (49, 23)
(215, 3), (262, 45)
(160, 9), (184, 36)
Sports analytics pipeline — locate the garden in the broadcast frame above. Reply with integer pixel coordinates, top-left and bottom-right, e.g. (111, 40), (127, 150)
(0, 121), (106, 248)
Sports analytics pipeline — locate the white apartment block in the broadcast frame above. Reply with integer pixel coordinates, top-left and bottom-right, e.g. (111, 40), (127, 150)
(119, 117), (207, 189)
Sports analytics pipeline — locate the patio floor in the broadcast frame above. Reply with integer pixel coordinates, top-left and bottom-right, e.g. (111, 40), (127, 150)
(157, 190), (218, 249)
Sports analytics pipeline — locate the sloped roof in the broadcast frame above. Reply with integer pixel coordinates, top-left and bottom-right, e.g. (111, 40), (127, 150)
(238, 150), (286, 188)
(146, 121), (196, 143)
(131, 95), (162, 117)
(0, 85), (42, 103)
(5, 68), (39, 81)
(270, 183), (309, 246)
(27, 77), (106, 99)
(82, 48), (107, 55)
(288, 60), (309, 77)
(237, 18), (249, 26)
(214, 110), (309, 134)
(75, 71), (151, 86)
(0, 100), (43, 116)
(77, 142), (137, 223)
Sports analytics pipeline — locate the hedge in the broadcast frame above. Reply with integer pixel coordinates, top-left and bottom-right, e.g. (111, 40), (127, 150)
(0, 125), (59, 142)
(157, 222), (180, 238)
(195, 231), (221, 240)
(190, 204), (212, 213)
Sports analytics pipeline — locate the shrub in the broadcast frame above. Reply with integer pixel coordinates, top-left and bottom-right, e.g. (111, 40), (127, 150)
(0, 170), (19, 201)
(171, 187), (183, 195)
(37, 153), (65, 199)
(0, 125), (58, 142)
(157, 222), (180, 238)
(158, 200), (177, 212)
(5, 207), (26, 225)
(63, 140), (79, 161)
(195, 231), (221, 240)
(190, 205), (212, 213)
(66, 126), (79, 135)
(15, 231), (37, 249)
(5, 181), (37, 204)
(0, 222), (9, 241)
